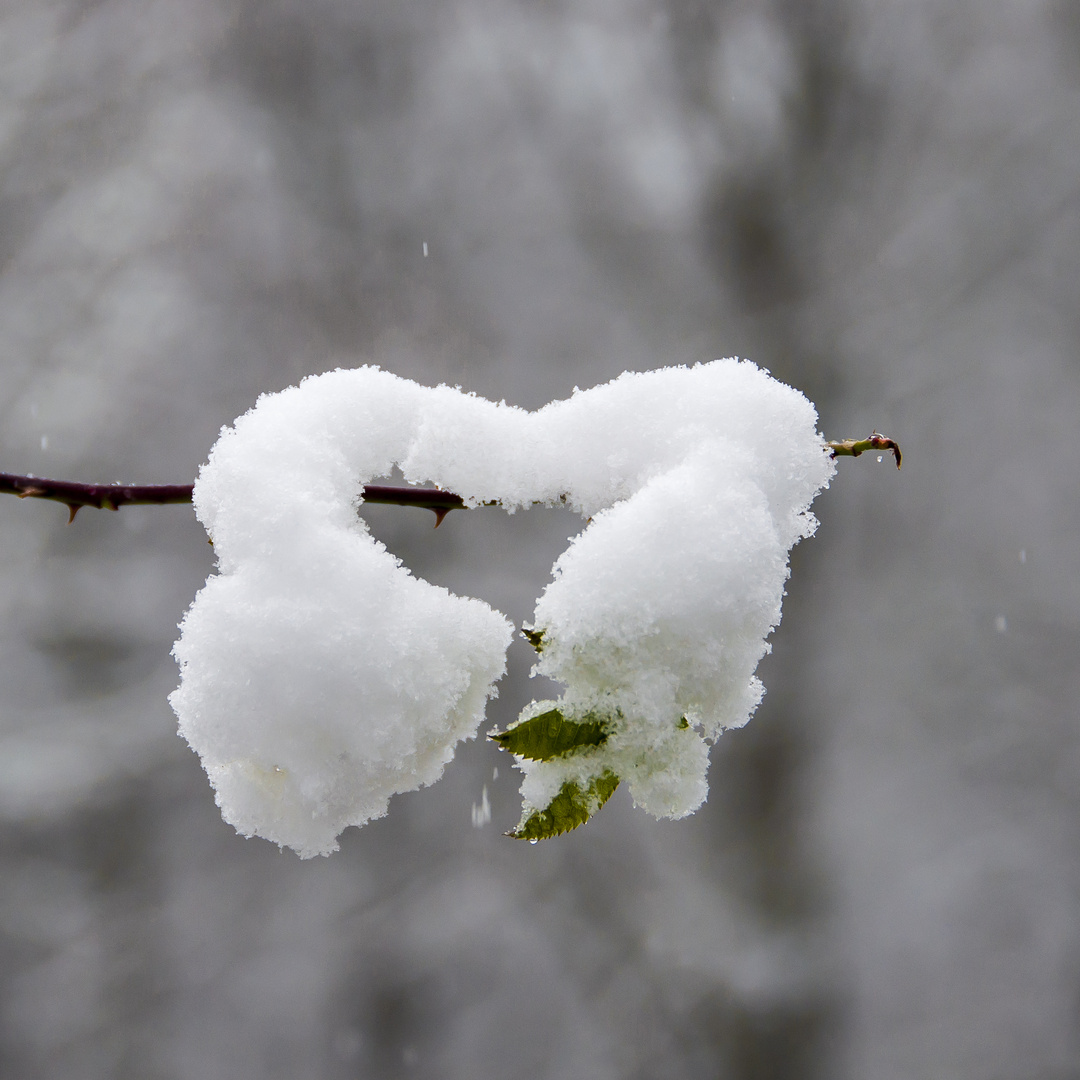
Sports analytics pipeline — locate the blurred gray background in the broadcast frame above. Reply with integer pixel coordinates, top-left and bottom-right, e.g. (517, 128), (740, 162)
(2, 0), (1079, 1076)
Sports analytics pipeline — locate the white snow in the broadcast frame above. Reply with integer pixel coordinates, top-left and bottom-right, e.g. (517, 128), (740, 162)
(170, 360), (834, 854)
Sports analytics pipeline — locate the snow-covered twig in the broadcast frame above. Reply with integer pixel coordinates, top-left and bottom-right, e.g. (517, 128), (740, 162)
(0, 432), (898, 525)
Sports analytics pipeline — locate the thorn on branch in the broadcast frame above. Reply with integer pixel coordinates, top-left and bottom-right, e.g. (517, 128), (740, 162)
(3, 434), (901, 527)
(1, 471), (474, 522)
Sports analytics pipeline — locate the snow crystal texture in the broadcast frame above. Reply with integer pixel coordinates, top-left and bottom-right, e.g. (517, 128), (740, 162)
(171, 361), (834, 855)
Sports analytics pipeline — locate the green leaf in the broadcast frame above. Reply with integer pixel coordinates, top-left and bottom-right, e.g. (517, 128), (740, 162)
(521, 626), (545, 652)
(508, 771), (620, 840)
(490, 708), (610, 761)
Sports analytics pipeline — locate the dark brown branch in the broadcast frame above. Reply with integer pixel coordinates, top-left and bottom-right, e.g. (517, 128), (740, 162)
(0, 472), (467, 525)
(361, 484), (466, 527)
(1, 433), (898, 526)
(0, 473), (195, 523)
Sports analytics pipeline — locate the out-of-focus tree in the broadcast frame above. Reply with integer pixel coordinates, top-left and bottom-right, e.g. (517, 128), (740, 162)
(1, 1), (1079, 1078)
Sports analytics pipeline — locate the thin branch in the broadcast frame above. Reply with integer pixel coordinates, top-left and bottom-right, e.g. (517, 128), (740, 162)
(0, 432), (899, 525)
(0, 472), (466, 526)
(361, 485), (466, 527)
(0, 473), (195, 523)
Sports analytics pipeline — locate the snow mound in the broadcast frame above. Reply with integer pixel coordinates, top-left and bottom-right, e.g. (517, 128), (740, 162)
(171, 361), (834, 854)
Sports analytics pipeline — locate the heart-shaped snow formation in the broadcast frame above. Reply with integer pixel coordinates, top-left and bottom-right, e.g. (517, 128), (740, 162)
(170, 361), (834, 855)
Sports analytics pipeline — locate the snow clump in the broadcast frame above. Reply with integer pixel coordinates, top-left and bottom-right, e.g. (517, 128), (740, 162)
(170, 360), (834, 855)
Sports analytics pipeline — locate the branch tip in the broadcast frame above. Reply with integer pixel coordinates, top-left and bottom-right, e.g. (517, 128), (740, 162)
(826, 432), (901, 469)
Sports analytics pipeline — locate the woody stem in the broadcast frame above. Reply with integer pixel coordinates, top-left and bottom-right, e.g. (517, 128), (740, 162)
(0, 432), (899, 524)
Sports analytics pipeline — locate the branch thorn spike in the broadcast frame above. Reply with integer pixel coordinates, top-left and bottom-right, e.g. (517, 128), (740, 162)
(65, 504), (80, 524)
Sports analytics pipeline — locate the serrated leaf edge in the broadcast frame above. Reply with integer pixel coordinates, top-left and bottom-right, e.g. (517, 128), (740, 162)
(508, 770), (620, 840)
(489, 707), (610, 762)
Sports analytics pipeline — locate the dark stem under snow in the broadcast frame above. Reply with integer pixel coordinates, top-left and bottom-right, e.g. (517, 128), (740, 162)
(0, 434), (898, 525)
(0, 472), (468, 525)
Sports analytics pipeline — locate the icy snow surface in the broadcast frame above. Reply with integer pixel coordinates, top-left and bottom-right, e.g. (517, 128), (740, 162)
(170, 361), (834, 855)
